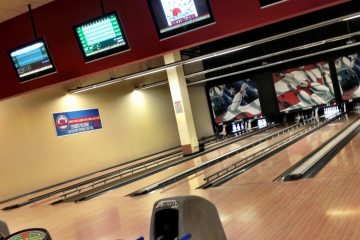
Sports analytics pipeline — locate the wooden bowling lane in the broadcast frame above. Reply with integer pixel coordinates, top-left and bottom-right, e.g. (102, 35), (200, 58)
(63, 125), (286, 202)
(3, 168), (360, 239)
(222, 114), (358, 186)
(0, 125), (284, 209)
(2, 121), (359, 239)
(315, 126), (360, 178)
(56, 125), (296, 203)
(0, 146), (183, 205)
(0, 128), (266, 207)
(159, 123), (310, 193)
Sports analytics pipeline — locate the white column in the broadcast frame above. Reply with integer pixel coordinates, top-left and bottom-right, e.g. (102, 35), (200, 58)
(164, 51), (199, 154)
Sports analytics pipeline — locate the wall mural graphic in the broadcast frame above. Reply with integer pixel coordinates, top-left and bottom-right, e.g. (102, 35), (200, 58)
(209, 79), (262, 125)
(273, 62), (335, 112)
(335, 53), (360, 101)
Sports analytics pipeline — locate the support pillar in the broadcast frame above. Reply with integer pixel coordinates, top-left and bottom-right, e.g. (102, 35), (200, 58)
(164, 51), (199, 155)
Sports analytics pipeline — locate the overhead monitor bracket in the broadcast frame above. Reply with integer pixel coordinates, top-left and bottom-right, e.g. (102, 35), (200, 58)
(28, 4), (38, 40)
(99, 0), (105, 14)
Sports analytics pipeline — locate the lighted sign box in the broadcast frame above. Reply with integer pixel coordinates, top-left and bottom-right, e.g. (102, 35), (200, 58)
(74, 11), (129, 62)
(148, 0), (215, 39)
(9, 38), (56, 82)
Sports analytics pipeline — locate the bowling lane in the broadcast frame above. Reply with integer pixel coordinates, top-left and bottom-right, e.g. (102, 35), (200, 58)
(0, 128), (265, 206)
(221, 114), (358, 186)
(0, 147), (184, 206)
(315, 125), (360, 178)
(48, 124), (289, 202)
(158, 123), (310, 193)
(0, 125), (284, 208)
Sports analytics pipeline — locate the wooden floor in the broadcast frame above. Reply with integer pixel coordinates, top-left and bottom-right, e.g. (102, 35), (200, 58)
(316, 119), (360, 178)
(1, 115), (360, 239)
(222, 115), (355, 186)
(162, 123), (308, 193)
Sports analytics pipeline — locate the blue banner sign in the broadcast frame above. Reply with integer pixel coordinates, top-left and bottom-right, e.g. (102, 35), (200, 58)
(53, 109), (102, 136)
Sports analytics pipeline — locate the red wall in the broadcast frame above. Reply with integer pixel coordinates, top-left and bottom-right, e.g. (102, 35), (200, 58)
(0, 0), (349, 100)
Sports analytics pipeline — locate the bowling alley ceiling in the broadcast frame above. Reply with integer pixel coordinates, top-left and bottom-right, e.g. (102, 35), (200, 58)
(186, 2), (360, 85)
(0, 0), (53, 23)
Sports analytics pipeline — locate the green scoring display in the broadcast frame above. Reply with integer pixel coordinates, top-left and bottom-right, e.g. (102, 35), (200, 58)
(74, 11), (129, 62)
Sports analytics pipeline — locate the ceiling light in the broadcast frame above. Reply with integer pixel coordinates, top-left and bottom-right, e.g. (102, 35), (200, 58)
(70, 63), (180, 93)
(184, 45), (252, 65)
(70, 85), (97, 94)
(295, 40), (326, 50)
(346, 39), (356, 45)
(125, 68), (168, 80)
(187, 41), (360, 86)
(134, 80), (168, 90)
(341, 14), (360, 22)
(186, 31), (360, 80)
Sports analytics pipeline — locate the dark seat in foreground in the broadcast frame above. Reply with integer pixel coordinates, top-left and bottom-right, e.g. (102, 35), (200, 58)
(0, 220), (9, 239)
(150, 196), (227, 240)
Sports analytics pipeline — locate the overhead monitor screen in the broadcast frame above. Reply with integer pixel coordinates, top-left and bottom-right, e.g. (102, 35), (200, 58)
(74, 11), (129, 62)
(260, 0), (287, 7)
(335, 53), (360, 101)
(9, 39), (55, 82)
(273, 61), (336, 112)
(148, 0), (215, 39)
(208, 79), (262, 125)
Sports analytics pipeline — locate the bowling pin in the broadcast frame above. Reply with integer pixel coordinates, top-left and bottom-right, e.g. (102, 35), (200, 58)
(222, 125), (227, 135)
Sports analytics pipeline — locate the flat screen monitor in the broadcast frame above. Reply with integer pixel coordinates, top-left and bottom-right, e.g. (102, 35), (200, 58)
(260, 0), (287, 8)
(9, 38), (56, 82)
(148, 0), (215, 39)
(74, 11), (129, 62)
(273, 61), (336, 112)
(208, 78), (262, 125)
(334, 53), (360, 101)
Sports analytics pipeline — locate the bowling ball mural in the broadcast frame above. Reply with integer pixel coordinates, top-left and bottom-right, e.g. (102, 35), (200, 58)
(208, 79), (262, 124)
(273, 61), (336, 112)
(335, 54), (360, 101)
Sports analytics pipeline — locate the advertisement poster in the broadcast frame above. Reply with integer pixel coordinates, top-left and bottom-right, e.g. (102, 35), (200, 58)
(273, 62), (335, 112)
(208, 79), (262, 125)
(335, 53), (360, 101)
(53, 109), (102, 137)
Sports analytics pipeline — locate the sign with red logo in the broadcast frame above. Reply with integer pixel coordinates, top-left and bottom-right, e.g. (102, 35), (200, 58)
(53, 109), (102, 136)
